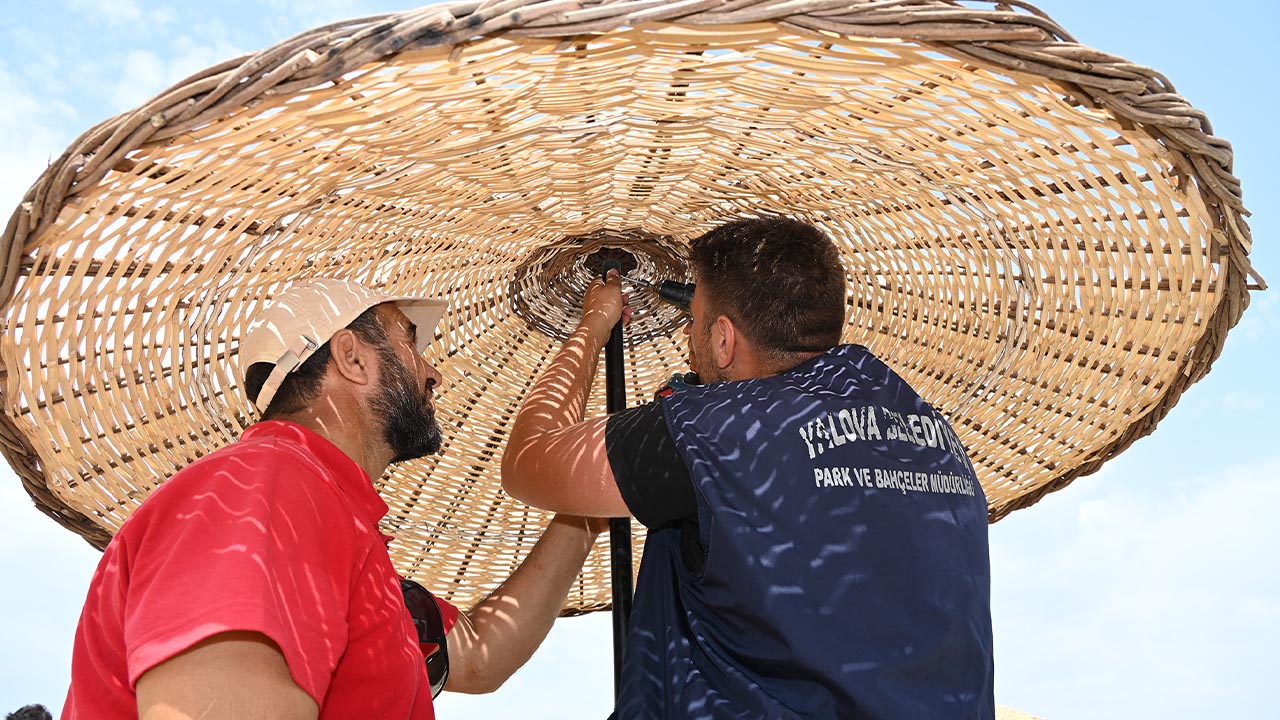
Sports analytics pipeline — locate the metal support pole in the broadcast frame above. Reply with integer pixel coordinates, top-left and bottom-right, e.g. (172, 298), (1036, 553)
(602, 260), (634, 699)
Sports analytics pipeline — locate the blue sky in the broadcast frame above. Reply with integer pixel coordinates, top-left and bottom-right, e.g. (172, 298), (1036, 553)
(1, 1), (1275, 718)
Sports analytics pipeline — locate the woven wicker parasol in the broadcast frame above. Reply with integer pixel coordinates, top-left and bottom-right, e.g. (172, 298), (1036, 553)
(0, 0), (1262, 614)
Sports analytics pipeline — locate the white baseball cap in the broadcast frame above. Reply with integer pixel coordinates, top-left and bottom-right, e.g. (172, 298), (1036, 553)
(240, 278), (447, 412)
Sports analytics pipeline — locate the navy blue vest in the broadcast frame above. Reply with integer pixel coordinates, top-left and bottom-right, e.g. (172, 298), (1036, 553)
(615, 345), (994, 719)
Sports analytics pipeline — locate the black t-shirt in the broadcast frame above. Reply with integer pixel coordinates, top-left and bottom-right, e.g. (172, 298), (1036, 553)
(604, 400), (696, 529)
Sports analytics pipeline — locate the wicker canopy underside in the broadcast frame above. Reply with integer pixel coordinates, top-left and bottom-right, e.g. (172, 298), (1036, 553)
(0, 0), (1261, 613)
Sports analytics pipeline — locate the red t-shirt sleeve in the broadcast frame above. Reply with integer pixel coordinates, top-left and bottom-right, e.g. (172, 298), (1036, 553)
(120, 446), (362, 703)
(416, 596), (461, 660)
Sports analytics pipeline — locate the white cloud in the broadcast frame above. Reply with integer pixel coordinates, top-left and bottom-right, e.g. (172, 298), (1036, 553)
(166, 34), (253, 89)
(1218, 389), (1265, 414)
(248, 0), (413, 44)
(0, 470), (102, 715)
(108, 49), (168, 111)
(992, 457), (1280, 718)
(103, 29), (249, 115)
(1232, 288), (1278, 346)
(69, 0), (144, 23)
(0, 64), (79, 213)
(266, 0), (397, 26)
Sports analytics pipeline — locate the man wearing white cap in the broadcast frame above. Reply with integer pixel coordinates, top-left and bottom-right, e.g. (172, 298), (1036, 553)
(63, 278), (604, 719)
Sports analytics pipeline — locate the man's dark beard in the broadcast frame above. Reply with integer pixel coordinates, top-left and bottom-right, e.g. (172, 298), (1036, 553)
(371, 345), (443, 463)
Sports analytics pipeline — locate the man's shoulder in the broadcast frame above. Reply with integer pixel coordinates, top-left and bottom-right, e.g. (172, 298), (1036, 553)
(186, 427), (318, 476)
(136, 427), (332, 512)
(116, 428), (355, 553)
(606, 399), (670, 441)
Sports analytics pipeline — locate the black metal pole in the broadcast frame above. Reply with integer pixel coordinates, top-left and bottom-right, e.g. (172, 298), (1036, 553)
(602, 260), (633, 699)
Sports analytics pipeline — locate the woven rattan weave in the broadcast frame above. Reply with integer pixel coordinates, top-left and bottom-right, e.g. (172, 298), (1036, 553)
(0, 0), (1262, 613)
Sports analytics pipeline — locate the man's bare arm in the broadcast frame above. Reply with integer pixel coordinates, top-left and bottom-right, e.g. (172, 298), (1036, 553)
(444, 514), (605, 693)
(502, 272), (631, 516)
(135, 631), (318, 720)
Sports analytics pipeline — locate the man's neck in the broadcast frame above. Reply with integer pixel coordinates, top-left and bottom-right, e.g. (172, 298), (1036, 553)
(269, 407), (391, 481)
(769, 349), (827, 375)
(729, 348), (827, 381)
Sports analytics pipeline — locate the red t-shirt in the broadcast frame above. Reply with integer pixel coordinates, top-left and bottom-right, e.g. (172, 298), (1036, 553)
(63, 421), (459, 719)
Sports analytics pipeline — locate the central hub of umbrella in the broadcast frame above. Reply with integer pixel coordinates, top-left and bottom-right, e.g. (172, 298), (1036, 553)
(582, 247), (639, 276)
(509, 229), (689, 344)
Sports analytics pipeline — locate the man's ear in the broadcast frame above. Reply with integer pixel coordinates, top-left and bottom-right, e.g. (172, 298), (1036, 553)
(712, 315), (736, 371)
(328, 328), (374, 386)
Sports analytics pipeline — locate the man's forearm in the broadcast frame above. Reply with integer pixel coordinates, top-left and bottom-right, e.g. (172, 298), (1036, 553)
(502, 276), (631, 515)
(512, 320), (609, 437)
(444, 515), (601, 693)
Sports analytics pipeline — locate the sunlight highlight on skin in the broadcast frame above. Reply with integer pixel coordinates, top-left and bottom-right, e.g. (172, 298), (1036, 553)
(503, 276), (632, 516)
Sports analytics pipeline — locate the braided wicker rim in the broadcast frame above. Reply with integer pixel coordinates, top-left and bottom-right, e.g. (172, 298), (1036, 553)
(0, 0), (1262, 613)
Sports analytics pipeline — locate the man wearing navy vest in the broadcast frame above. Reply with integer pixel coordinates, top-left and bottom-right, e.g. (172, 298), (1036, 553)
(503, 217), (994, 719)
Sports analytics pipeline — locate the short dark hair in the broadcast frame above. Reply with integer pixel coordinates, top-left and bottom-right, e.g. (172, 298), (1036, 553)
(245, 306), (389, 419)
(689, 217), (846, 356)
